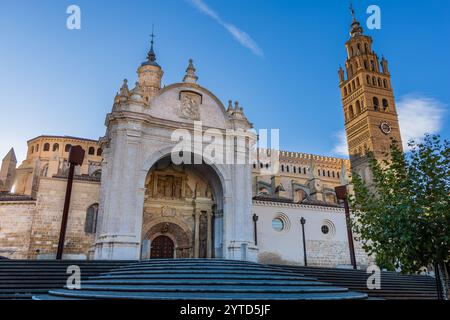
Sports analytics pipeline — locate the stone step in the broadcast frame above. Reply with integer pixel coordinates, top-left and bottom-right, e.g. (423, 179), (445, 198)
(104, 269), (303, 276)
(82, 278), (329, 286)
(272, 265), (440, 300)
(73, 284), (349, 294)
(91, 274), (317, 281)
(43, 289), (368, 300)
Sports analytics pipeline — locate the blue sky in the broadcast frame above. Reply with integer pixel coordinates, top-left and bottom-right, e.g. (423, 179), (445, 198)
(0, 0), (449, 163)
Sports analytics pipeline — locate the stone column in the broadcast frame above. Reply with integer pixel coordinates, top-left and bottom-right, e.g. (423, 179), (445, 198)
(193, 210), (200, 258)
(206, 211), (213, 258)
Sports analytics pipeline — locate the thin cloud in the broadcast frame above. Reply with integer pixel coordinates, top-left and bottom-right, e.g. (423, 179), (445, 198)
(331, 95), (446, 156)
(187, 0), (264, 57)
(332, 130), (349, 158)
(397, 95), (446, 150)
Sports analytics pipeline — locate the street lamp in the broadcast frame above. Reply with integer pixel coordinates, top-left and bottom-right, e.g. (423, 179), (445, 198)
(335, 185), (357, 270)
(252, 214), (259, 245)
(300, 217), (307, 266)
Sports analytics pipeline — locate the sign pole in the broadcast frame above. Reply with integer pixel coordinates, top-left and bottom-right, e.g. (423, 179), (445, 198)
(56, 146), (85, 260)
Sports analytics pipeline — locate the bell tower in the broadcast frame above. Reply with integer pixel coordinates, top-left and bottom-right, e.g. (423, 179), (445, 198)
(339, 6), (402, 182)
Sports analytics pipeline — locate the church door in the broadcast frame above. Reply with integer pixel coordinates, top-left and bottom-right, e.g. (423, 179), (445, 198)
(150, 235), (175, 259)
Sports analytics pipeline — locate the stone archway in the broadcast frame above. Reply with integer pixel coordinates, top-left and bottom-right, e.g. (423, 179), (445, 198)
(141, 154), (220, 259)
(142, 221), (191, 259)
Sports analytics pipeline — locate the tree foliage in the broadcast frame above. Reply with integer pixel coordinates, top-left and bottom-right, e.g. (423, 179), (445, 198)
(350, 135), (450, 274)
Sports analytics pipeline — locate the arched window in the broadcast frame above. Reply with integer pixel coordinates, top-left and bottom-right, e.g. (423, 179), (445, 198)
(265, 163), (269, 169)
(356, 100), (362, 114)
(281, 165), (284, 172)
(366, 75), (371, 84)
(373, 97), (380, 111)
(253, 163), (256, 169)
(370, 60), (376, 71)
(31, 146), (34, 154)
(286, 166), (290, 173)
(322, 170), (326, 176)
(349, 105), (355, 119)
(378, 78), (382, 87)
(88, 147), (95, 155)
(372, 77), (377, 86)
(364, 60), (368, 70)
(293, 167), (296, 173)
(85, 204), (99, 234)
(382, 99), (389, 111)
(303, 168), (307, 174)
(383, 79), (388, 88)
(65, 144), (72, 152)
(356, 77), (360, 87)
(97, 148), (102, 156)
(41, 165), (49, 177)
(327, 171), (330, 177)
(53, 143), (59, 152)
(43, 143), (50, 152)
(318, 170), (321, 176)
(344, 87), (348, 96)
(352, 80), (356, 90)
(35, 144), (39, 152)
(332, 171), (335, 178)
(337, 172), (340, 179)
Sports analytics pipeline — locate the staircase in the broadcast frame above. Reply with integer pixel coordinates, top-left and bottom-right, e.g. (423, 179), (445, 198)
(2, 259), (441, 300)
(0, 260), (132, 300)
(33, 259), (368, 300)
(271, 265), (441, 300)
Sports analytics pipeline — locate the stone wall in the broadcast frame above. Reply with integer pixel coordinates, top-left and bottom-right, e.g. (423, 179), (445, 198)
(0, 200), (35, 259)
(27, 177), (100, 259)
(254, 200), (372, 268)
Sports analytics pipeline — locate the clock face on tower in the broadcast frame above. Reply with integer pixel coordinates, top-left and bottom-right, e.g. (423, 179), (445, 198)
(380, 122), (392, 135)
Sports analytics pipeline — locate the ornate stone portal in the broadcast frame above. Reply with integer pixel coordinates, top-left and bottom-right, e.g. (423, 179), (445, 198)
(141, 160), (215, 259)
(93, 49), (257, 261)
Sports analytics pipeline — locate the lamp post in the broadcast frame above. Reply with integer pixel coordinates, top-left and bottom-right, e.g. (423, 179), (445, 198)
(300, 217), (307, 266)
(335, 185), (357, 270)
(252, 214), (259, 245)
(56, 145), (85, 260)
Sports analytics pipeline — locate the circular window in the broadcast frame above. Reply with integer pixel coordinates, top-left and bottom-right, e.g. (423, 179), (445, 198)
(272, 218), (285, 232)
(321, 220), (336, 238)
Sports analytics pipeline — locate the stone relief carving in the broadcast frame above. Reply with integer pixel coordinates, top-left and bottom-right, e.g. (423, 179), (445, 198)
(156, 175), (183, 198)
(179, 91), (201, 120)
(161, 206), (176, 217)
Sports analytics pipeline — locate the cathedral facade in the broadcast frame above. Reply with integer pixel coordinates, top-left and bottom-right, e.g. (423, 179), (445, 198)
(0, 16), (401, 268)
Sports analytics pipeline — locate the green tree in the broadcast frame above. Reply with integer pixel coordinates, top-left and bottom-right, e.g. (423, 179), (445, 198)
(350, 134), (450, 299)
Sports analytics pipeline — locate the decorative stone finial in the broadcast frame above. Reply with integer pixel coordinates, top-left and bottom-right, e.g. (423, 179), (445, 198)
(227, 100), (233, 113)
(119, 79), (129, 98)
(183, 59), (198, 83)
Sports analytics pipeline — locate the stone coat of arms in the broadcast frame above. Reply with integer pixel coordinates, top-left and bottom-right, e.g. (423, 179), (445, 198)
(179, 92), (201, 120)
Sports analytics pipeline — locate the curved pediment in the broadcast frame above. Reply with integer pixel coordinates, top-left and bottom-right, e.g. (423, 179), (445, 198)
(148, 83), (229, 129)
